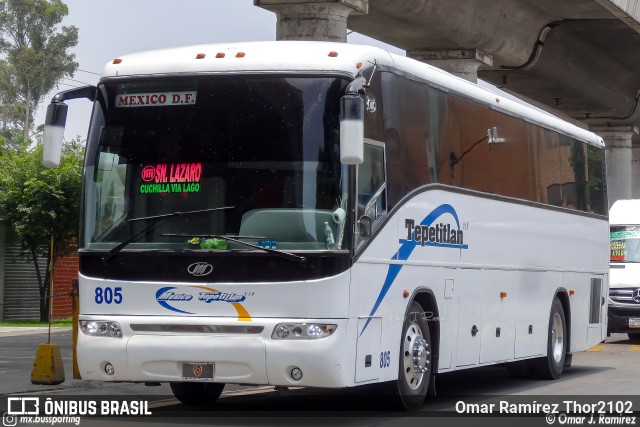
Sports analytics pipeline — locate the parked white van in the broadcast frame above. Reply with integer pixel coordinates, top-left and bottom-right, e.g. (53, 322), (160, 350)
(609, 199), (640, 340)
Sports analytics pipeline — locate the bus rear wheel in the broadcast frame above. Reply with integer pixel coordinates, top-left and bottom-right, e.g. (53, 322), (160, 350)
(391, 301), (432, 410)
(170, 382), (225, 406)
(531, 297), (566, 379)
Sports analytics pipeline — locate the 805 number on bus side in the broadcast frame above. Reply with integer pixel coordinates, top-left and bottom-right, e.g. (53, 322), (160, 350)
(380, 351), (391, 368)
(94, 287), (123, 304)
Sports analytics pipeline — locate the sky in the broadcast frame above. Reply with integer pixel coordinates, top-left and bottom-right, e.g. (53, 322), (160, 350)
(35, 0), (404, 141)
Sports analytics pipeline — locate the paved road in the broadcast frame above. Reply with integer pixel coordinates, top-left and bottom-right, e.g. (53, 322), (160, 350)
(0, 327), (173, 396)
(1, 329), (639, 426)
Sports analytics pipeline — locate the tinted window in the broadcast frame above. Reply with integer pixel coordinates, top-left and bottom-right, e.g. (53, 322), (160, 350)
(82, 76), (351, 251)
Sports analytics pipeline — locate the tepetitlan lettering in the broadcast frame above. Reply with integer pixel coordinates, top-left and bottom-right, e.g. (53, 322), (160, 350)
(198, 292), (246, 303)
(404, 219), (464, 246)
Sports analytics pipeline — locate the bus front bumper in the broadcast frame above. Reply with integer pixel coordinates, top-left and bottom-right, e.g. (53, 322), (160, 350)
(77, 316), (351, 388)
(607, 305), (640, 334)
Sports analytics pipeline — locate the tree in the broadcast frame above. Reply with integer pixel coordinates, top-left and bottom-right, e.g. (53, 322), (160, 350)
(0, 138), (83, 321)
(0, 0), (78, 142)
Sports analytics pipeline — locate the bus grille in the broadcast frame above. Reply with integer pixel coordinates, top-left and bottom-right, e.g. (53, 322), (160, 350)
(129, 324), (264, 334)
(609, 288), (640, 305)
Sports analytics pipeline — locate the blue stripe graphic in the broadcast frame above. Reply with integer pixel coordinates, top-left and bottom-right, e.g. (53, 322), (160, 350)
(359, 204), (467, 335)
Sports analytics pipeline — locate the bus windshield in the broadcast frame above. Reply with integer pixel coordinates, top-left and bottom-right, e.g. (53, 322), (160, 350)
(610, 225), (640, 263)
(82, 75), (350, 252)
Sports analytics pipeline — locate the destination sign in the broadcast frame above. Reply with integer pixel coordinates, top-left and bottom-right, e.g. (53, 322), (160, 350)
(115, 91), (196, 108)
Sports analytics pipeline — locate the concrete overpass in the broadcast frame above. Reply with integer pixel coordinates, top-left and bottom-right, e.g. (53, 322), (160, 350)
(255, 0), (640, 207)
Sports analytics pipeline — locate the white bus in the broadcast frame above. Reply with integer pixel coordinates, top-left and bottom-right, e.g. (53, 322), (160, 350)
(43, 41), (609, 410)
(608, 199), (640, 340)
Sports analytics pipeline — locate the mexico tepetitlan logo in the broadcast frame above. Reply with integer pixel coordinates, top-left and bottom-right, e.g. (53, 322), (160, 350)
(404, 219), (466, 248)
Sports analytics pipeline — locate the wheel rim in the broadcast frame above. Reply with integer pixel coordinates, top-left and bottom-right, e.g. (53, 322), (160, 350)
(402, 322), (430, 390)
(551, 312), (564, 363)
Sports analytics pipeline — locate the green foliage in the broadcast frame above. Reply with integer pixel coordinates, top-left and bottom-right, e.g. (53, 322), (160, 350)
(0, 0), (78, 140)
(0, 318), (72, 327)
(0, 0), (80, 320)
(0, 138), (83, 320)
(0, 141), (82, 255)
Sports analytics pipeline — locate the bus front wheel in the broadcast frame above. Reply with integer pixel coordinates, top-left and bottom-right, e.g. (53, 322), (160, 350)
(391, 301), (432, 410)
(170, 382), (225, 406)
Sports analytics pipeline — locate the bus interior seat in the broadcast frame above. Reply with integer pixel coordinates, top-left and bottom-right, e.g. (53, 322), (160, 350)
(239, 208), (333, 249)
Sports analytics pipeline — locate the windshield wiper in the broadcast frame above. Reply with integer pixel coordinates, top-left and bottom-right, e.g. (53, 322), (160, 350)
(102, 207), (234, 263)
(162, 233), (307, 265)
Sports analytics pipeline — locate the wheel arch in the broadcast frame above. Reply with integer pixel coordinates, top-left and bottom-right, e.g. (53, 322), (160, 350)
(409, 288), (440, 373)
(555, 288), (571, 353)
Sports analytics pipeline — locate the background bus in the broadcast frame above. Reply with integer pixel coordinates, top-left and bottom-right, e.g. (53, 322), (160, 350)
(43, 41), (609, 410)
(608, 199), (640, 340)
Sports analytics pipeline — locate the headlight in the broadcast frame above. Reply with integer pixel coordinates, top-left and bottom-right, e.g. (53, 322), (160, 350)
(271, 323), (337, 340)
(80, 320), (123, 338)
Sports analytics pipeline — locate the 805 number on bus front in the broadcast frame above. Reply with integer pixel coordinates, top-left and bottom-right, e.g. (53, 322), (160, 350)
(95, 287), (123, 304)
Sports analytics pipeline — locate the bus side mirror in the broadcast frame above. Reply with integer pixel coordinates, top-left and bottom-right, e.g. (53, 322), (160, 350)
(42, 85), (97, 168)
(339, 93), (364, 165)
(43, 102), (68, 168)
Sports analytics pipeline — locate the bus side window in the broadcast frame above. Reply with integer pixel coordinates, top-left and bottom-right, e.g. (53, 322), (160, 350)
(358, 142), (387, 223)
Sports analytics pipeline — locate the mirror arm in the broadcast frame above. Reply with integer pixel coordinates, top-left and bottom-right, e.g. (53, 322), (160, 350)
(345, 76), (366, 96)
(51, 85), (97, 103)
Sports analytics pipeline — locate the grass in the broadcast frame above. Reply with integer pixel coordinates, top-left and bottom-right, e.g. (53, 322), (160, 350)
(0, 318), (73, 327)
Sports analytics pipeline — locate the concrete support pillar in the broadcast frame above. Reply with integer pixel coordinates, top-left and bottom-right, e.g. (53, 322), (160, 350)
(591, 126), (639, 209)
(407, 49), (493, 84)
(633, 144), (640, 199)
(254, 0), (368, 43)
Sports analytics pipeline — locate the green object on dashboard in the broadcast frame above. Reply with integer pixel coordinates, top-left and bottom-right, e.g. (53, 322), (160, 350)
(200, 238), (228, 250)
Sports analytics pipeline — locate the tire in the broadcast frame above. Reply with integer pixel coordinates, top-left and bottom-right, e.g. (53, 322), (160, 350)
(628, 332), (640, 341)
(170, 382), (225, 406)
(390, 301), (432, 410)
(530, 297), (566, 380)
